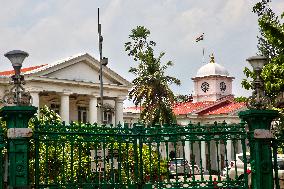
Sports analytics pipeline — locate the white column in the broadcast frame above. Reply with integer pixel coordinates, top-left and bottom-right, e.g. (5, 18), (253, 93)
(89, 95), (98, 124)
(160, 143), (167, 159)
(30, 91), (40, 116)
(184, 141), (191, 162)
(201, 141), (206, 170)
(238, 140), (243, 154)
(217, 142), (221, 169)
(27, 87), (42, 115)
(226, 140), (232, 166)
(60, 91), (70, 123)
(115, 96), (125, 125)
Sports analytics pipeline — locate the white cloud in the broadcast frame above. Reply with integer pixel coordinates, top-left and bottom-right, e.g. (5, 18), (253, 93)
(0, 0), (269, 99)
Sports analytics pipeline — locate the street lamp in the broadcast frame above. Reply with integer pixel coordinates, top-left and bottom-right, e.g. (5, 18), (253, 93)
(246, 55), (270, 109)
(2, 50), (32, 106)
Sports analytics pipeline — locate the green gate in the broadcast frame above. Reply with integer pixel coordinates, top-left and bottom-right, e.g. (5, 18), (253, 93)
(30, 121), (249, 189)
(272, 129), (284, 189)
(0, 106), (281, 189)
(0, 123), (5, 189)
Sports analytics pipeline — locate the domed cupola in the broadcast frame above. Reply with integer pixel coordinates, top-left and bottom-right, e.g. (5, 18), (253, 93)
(196, 55), (229, 77)
(191, 54), (234, 102)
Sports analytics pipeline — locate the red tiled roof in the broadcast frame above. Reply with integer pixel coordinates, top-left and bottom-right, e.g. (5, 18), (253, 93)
(0, 64), (47, 76)
(200, 102), (246, 115)
(173, 101), (214, 115)
(125, 100), (246, 116)
(124, 106), (143, 113)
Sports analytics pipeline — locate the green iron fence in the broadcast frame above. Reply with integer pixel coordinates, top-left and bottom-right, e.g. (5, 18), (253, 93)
(0, 107), (280, 189)
(30, 121), (249, 189)
(272, 130), (284, 189)
(0, 125), (5, 189)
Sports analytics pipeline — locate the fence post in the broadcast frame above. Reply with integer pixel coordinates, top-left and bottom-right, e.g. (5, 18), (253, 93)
(0, 106), (37, 189)
(239, 109), (278, 189)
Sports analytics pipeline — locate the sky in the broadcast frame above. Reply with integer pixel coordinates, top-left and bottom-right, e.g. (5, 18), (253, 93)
(0, 0), (283, 106)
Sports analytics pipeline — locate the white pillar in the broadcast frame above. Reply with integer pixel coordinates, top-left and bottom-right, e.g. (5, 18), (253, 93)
(226, 140), (232, 166)
(115, 96), (125, 125)
(201, 141), (206, 170)
(217, 142), (221, 169)
(30, 91), (40, 116)
(160, 143), (167, 159)
(89, 95), (98, 124)
(184, 141), (191, 162)
(60, 91), (70, 123)
(238, 140), (243, 154)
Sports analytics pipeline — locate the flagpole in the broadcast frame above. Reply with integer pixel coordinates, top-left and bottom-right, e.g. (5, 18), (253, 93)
(202, 47), (205, 64)
(196, 33), (205, 64)
(202, 33), (205, 64)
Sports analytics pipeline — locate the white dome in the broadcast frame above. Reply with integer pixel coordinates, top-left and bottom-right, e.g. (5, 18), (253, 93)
(196, 62), (229, 77)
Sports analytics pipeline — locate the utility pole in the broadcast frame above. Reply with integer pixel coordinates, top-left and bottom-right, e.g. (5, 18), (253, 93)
(98, 8), (108, 124)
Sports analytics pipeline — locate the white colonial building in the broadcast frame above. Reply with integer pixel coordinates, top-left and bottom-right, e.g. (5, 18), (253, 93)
(0, 53), (132, 125)
(124, 54), (247, 171)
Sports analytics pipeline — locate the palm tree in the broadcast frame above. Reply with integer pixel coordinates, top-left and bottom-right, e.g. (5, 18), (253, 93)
(125, 26), (180, 125)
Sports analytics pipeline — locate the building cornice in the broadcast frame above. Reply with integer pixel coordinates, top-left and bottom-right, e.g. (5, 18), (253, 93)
(191, 75), (235, 81)
(25, 76), (131, 91)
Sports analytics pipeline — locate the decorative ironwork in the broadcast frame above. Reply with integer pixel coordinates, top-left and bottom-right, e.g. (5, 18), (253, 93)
(2, 50), (32, 106)
(246, 55), (271, 110)
(2, 74), (32, 106)
(246, 63), (270, 109)
(247, 92), (270, 110)
(31, 121), (248, 189)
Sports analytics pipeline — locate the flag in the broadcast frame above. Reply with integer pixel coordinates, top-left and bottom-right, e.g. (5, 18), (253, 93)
(196, 33), (204, 42)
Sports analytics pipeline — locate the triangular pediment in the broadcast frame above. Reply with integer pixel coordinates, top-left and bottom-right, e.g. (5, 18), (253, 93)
(44, 61), (115, 84)
(25, 53), (131, 86)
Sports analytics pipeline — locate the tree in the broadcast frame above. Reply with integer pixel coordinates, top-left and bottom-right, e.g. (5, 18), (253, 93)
(175, 94), (193, 103)
(125, 26), (181, 125)
(242, 0), (284, 104)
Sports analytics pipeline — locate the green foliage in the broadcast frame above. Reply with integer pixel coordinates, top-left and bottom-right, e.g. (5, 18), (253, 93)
(234, 96), (249, 103)
(29, 106), (168, 186)
(175, 94), (193, 103)
(29, 105), (61, 127)
(125, 26), (181, 125)
(242, 0), (284, 102)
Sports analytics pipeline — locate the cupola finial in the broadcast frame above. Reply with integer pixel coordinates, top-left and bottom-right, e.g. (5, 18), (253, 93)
(210, 53), (215, 63)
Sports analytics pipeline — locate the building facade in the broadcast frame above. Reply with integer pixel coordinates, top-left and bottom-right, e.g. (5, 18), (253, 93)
(124, 54), (247, 171)
(0, 53), (132, 125)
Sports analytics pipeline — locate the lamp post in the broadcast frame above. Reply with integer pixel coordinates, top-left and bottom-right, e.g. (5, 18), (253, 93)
(238, 55), (279, 189)
(3, 50), (32, 106)
(246, 55), (269, 110)
(0, 50), (37, 188)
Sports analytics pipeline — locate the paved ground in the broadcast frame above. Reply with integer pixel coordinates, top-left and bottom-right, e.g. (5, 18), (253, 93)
(169, 174), (226, 181)
(164, 175), (228, 188)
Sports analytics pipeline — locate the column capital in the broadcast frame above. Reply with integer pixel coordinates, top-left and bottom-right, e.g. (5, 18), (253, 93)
(116, 96), (126, 103)
(89, 92), (99, 98)
(26, 87), (42, 93)
(60, 90), (72, 96)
